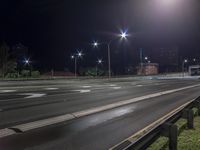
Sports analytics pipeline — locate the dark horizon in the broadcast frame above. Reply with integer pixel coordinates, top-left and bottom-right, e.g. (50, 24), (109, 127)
(0, 0), (200, 73)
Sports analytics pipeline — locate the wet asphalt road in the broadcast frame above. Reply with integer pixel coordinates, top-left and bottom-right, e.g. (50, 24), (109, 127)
(0, 78), (200, 150)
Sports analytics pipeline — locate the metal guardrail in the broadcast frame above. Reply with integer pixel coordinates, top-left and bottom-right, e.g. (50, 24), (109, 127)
(111, 96), (200, 150)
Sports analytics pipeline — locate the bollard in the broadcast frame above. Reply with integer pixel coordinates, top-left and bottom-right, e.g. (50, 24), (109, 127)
(162, 123), (178, 150)
(182, 109), (194, 129)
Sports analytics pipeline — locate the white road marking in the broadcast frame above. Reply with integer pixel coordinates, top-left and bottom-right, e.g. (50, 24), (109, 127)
(0, 90), (17, 93)
(81, 86), (92, 88)
(45, 88), (59, 90)
(0, 129), (16, 138)
(111, 87), (122, 90)
(0, 84), (200, 138)
(72, 90), (91, 93)
(13, 114), (74, 132)
(18, 93), (46, 99)
(136, 85), (143, 87)
(109, 84), (117, 87)
(109, 98), (196, 150)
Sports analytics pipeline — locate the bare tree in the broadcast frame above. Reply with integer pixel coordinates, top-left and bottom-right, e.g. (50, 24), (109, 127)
(0, 42), (9, 77)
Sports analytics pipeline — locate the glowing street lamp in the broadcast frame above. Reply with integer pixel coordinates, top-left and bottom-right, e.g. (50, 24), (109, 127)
(24, 59), (30, 65)
(71, 51), (84, 78)
(182, 59), (188, 77)
(96, 59), (103, 77)
(93, 41), (98, 48)
(78, 51), (83, 57)
(93, 29), (129, 78)
(120, 31), (128, 39)
(97, 59), (103, 64)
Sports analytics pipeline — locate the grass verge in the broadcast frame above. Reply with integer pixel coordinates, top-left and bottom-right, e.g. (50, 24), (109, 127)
(148, 109), (200, 150)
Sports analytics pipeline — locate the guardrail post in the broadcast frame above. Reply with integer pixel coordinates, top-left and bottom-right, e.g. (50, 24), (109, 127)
(162, 123), (178, 150)
(182, 109), (194, 129)
(197, 102), (200, 116)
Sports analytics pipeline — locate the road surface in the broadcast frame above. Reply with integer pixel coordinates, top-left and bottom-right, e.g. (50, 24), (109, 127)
(0, 78), (200, 150)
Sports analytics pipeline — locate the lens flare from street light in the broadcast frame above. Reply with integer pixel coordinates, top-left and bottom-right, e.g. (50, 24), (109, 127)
(24, 58), (30, 65)
(77, 51), (83, 58)
(93, 41), (98, 47)
(121, 32), (127, 39)
(119, 29), (129, 40)
(97, 59), (103, 64)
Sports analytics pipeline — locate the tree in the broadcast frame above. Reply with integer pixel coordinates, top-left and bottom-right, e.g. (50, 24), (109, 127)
(0, 42), (9, 77)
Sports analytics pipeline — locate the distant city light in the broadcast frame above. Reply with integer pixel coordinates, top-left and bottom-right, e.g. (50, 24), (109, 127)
(145, 57), (148, 60)
(71, 55), (75, 59)
(193, 58), (196, 62)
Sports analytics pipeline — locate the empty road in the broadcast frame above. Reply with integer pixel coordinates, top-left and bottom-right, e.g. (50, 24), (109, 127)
(0, 78), (200, 150)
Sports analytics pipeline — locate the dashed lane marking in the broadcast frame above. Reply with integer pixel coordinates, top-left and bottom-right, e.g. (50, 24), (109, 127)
(0, 90), (17, 93)
(18, 93), (46, 99)
(136, 85), (143, 87)
(0, 129), (16, 138)
(72, 90), (91, 93)
(81, 86), (92, 88)
(109, 84), (117, 87)
(0, 84), (200, 139)
(111, 87), (122, 90)
(13, 114), (75, 132)
(44, 88), (59, 90)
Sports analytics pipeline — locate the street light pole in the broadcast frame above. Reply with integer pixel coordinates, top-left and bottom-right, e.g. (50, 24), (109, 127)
(71, 51), (83, 78)
(75, 57), (77, 78)
(107, 43), (111, 79)
(182, 59), (188, 77)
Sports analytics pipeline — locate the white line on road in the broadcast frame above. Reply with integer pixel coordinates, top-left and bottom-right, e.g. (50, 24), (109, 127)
(109, 84), (117, 87)
(0, 129), (16, 138)
(136, 85), (143, 87)
(18, 93), (46, 99)
(111, 87), (122, 90)
(14, 114), (75, 132)
(0, 90), (17, 93)
(72, 90), (91, 93)
(81, 86), (92, 88)
(0, 84), (200, 138)
(44, 88), (59, 90)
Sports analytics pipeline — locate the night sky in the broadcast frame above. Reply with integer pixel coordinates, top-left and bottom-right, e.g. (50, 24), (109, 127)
(0, 0), (200, 72)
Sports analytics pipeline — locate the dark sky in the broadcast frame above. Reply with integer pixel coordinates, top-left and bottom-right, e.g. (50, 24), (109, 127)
(0, 0), (200, 72)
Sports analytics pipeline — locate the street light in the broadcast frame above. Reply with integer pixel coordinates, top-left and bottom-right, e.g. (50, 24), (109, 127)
(182, 59), (188, 77)
(97, 59), (103, 64)
(120, 31), (128, 39)
(71, 51), (84, 78)
(93, 41), (98, 48)
(92, 29), (128, 78)
(96, 59), (103, 77)
(24, 58), (30, 65)
(24, 58), (32, 77)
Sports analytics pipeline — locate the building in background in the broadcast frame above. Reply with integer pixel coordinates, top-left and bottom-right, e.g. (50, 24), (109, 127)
(189, 65), (200, 76)
(137, 63), (159, 75)
(151, 47), (179, 73)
